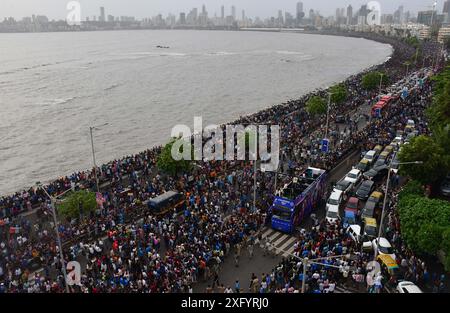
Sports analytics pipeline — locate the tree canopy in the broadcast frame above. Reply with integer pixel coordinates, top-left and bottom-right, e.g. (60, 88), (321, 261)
(398, 135), (450, 185)
(361, 71), (389, 91)
(306, 96), (327, 116)
(398, 183), (450, 270)
(427, 64), (450, 129)
(330, 84), (348, 104)
(57, 190), (97, 220)
(157, 138), (193, 176)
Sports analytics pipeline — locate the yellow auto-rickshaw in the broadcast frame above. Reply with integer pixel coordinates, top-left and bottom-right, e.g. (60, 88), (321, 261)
(373, 145), (383, 155)
(377, 254), (399, 276)
(369, 191), (384, 205)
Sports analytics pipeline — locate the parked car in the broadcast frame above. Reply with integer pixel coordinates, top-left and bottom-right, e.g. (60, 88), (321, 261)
(373, 145), (383, 155)
(440, 175), (450, 197)
(355, 159), (371, 172)
(372, 237), (396, 260)
(373, 157), (387, 168)
(343, 210), (357, 229)
(405, 132), (417, 143)
(383, 145), (394, 156)
(362, 217), (378, 250)
(333, 179), (354, 197)
(326, 190), (343, 225)
(361, 201), (376, 219)
(356, 180), (375, 201)
(396, 281), (423, 293)
(335, 115), (346, 123)
(344, 169), (362, 185)
(363, 165), (389, 182)
(406, 119), (415, 127)
(345, 197), (360, 215)
(367, 191), (384, 207)
(347, 225), (361, 244)
(363, 150), (377, 164)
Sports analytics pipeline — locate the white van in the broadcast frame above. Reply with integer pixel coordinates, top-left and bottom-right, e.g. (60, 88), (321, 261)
(326, 190), (343, 225)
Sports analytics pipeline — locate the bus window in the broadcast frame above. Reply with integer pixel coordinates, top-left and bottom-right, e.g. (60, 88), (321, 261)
(272, 205), (291, 221)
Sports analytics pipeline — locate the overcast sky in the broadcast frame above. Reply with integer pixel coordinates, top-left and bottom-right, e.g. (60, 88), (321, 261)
(0, 0), (443, 20)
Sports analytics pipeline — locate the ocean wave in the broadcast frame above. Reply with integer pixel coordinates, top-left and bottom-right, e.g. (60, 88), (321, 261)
(104, 83), (121, 91)
(0, 62), (55, 76)
(114, 52), (188, 58)
(37, 97), (77, 106)
(207, 51), (236, 56)
(276, 50), (304, 55)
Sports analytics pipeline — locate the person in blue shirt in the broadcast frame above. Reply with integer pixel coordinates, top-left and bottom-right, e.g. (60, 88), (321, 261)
(235, 280), (240, 293)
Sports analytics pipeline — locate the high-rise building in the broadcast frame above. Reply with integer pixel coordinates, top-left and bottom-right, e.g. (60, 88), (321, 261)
(347, 5), (353, 25)
(107, 15), (114, 23)
(242, 10), (246, 22)
(100, 7), (105, 22)
(221, 6), (225, 19)
(296, 2), (304, 24)
(187, 8), (198, 25)
(444, 0), (450, 14)
(309, 9), (315, 21)
(179, 12), (186, 25)
(297, 2), (303, 14)
(278, 10), (284, 25)
(394, 5), (404, 24)
(231, 6), (236, 20)
(444, 0), (450, 21)
(417, 10), (441, 26)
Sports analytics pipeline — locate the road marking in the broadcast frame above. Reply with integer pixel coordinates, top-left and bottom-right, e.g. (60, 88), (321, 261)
(282, 244), (297, 258)
(267, 231), (284, 242)
(278, 236), (297, 253)
(272, 233), (290, 247)
(261, 227), (274, 239)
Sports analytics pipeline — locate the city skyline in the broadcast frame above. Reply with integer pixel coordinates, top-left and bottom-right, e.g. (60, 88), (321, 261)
(0, 0), (443, 21)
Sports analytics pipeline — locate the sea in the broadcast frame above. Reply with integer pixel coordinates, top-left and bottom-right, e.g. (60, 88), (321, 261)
(0, 30), (392, 195)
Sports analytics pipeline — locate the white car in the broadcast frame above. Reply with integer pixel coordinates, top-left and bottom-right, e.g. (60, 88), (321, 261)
(326, 190), (343, 224)
(392, 136), (403, 146)
(363, 150), (377, 164)
(344, 169), (362, 185)
(372, 237), (396, 260)
(347, 225), (361, 244)
(397, 281), (423, 293)
(407, 119), (415, 128)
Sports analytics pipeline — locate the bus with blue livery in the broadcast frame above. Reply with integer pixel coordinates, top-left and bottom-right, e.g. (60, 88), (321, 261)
(269, 167), (327, 233)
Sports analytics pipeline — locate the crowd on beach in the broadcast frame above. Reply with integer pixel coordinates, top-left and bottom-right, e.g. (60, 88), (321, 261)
(0, 34), (446, 293)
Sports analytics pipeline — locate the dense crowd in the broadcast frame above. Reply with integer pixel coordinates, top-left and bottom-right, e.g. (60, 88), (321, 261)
(240, 74), (448, 294)
(0, 34), (445, 293)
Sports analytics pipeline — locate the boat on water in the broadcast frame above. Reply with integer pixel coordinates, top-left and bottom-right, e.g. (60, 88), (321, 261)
(156, 45), (170, 49)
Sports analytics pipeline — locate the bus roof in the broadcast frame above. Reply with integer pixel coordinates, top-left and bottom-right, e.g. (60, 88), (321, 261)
(278, 167), (326, 200)
(148, 191), (181, 204)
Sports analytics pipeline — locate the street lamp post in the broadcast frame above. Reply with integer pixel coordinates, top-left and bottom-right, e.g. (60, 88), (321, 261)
(89, 123), (108, 193)
(267, 239), (355, 293)
(325, 93), (332, 140)
(36, 182), (76, 293)
(301, 257), (308, 293)
(379, 73), (384, 95)
(374, 152), (423, 260)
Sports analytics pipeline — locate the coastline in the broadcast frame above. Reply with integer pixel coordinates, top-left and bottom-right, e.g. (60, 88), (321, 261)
(0, 31), (408, 199)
